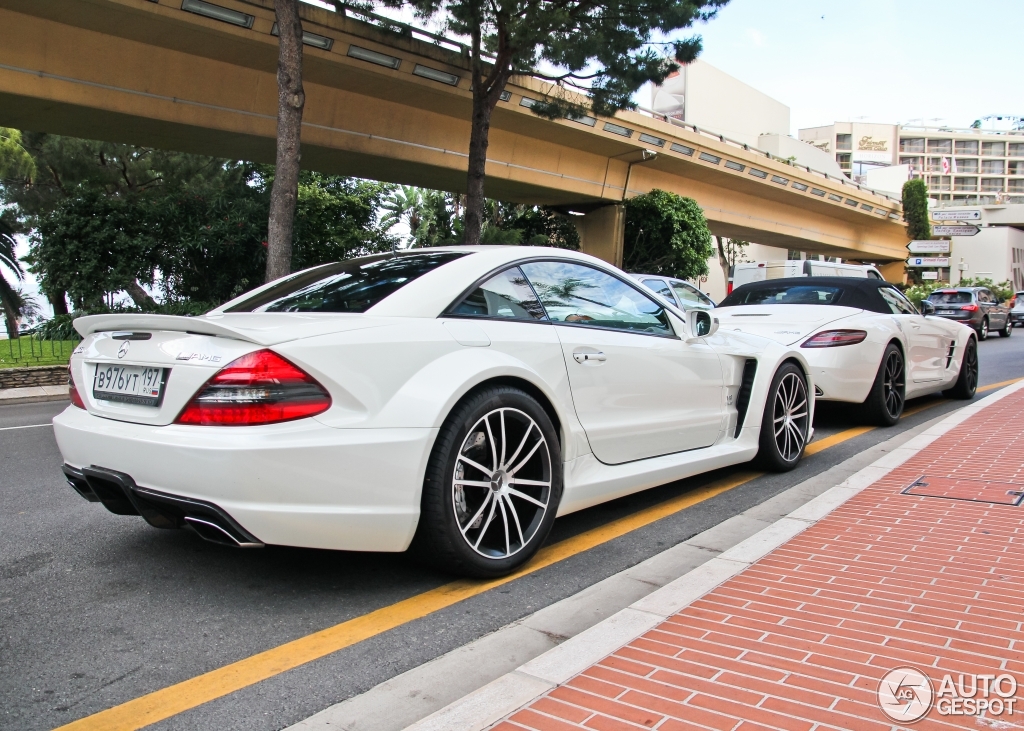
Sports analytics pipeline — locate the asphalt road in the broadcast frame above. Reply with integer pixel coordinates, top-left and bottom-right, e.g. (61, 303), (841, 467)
(2, 332), (1022, 731)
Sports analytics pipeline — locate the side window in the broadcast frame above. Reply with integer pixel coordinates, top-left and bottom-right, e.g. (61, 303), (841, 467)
(521, 261), (674, 337)
(980, 289), (994, 303)
(641, 278), (675, 304)
(879, 287), (918, 315)
(671, 281), (713, 308)
(449, 266), (547, 321)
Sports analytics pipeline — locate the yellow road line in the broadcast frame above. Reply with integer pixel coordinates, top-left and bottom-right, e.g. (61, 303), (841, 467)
(56, 378), (1022, 731)
(979, 376), (1022, 392)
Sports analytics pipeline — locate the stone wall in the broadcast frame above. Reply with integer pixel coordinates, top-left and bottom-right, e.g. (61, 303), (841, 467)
(0, 365), (69, 390)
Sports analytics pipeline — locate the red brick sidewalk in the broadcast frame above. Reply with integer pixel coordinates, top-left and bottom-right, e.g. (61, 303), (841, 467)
(491, 388), (1024, 731)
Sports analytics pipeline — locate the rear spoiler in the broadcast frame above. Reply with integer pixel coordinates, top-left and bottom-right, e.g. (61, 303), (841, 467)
(73, 314), (263, 343)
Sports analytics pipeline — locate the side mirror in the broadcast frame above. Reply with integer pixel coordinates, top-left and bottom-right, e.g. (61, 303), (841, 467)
(920, 300), (936, 316)
(689, 310), (719, 339)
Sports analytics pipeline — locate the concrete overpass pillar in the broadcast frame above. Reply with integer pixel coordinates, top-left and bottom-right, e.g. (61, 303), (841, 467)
(573, 205), (625, 268)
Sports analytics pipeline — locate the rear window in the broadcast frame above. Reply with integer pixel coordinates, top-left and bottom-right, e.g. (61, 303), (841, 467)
(720, 284), (844, 306)
(225, 252), (466, 313)
(927, 291), (973, 304)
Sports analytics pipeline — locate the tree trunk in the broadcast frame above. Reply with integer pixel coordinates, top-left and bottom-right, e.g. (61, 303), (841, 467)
(265, 0), (305, 283)
(49, 291), (69, 316)
(125, 280), (157, 310)
(463, 92), (494, 246)
(0, 278), (20, 338)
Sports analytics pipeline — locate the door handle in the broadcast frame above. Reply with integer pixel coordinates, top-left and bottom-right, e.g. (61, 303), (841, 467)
(573, 351), (606, 364)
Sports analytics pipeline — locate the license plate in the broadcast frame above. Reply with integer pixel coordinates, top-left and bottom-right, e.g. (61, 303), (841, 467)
(938, 310), (956, 315)
(92, 364), (167, 406)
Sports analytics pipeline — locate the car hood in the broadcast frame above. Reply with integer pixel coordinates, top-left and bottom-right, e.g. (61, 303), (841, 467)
(714, 305), (862, 345)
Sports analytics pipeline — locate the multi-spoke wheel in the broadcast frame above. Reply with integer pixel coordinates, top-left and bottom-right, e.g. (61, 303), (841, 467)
(945, 337), (978, 400)
(756, 363), (809, 472)
(863, 343), (905, 426)
(978, 318), (989, 341)
(411, 386), (562, 577)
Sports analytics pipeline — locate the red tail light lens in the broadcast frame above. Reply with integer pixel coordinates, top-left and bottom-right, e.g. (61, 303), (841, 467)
(68, 366), (86, 409)
(960, 304), (979, 312)
(175, 349), (331, 426)
(801, 330), (868, 348)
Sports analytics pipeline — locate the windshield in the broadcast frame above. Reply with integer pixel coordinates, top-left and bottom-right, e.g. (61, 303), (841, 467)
(720, 284), (844, 306)
(927, 291), (973, 304)
(225, 252), (466, 313)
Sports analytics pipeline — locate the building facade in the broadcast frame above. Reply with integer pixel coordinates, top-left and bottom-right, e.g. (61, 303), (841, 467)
(799, 122), (1024, 206)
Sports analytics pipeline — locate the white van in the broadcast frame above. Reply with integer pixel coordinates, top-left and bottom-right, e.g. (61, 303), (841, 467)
(731, 260), (884, 292)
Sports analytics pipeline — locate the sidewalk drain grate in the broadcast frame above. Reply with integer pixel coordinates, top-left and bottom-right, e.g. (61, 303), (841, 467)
(902, 475), (1024, 506)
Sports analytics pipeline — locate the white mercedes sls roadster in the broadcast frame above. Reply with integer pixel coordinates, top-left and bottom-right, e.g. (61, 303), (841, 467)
(715, 277), (979, 426)
(56, 247), (817, 577)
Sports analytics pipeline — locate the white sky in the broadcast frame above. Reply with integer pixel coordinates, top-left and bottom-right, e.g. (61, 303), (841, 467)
(689, 0), (1023, 135)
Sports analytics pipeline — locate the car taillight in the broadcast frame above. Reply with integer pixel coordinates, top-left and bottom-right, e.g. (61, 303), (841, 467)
(175, 349), (331, 426)
(68, 365), (85, 409)
(801, 330), (868, 348)
(960, 304), (979, 311)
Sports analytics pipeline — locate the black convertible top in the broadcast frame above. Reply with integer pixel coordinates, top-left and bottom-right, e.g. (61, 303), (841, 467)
(719, 277), (904, 315)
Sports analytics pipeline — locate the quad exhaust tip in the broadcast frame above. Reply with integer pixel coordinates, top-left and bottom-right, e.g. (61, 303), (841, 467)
(62, 464), (264, 548)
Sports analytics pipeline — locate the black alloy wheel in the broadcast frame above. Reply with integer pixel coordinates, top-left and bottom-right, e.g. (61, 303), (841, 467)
(945, 338), (978, 400)
(410, 385), (562, 578)
(863, 343), (905, 426)
(756, 362), (810, 472)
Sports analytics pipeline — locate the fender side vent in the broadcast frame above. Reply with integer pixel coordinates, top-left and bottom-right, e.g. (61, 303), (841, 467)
(946, 340), (956, 369)
(734, 359), (758, 438)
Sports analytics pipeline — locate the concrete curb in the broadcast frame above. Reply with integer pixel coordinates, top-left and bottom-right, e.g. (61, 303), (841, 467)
(402, 380), (1024, 731)
(0, 385), (70, 405)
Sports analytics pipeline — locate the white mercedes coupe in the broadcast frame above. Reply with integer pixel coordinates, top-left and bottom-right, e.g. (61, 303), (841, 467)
(55, 247), (815, 577)
(715, 277), (979, 426)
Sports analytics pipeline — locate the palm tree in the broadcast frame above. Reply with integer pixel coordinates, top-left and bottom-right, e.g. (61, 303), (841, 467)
(380, 186), (426, 248)
(0, 211), (26, 338)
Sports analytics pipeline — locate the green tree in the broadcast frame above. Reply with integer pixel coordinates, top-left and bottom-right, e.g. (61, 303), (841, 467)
(403, 0), (728, 246)
(0, 210), (27, 337)
(622, 189), (714, 279)
(959, 277), (1014, 303)
(0, 128), (36, 182)
(902, 178), (932, 241)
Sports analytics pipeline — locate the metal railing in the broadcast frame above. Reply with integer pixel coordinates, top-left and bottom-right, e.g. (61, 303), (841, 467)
(1, 336), (81, 368)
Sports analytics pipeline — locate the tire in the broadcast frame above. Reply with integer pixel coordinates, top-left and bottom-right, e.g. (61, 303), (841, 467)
(755, 362), (810, 472)
(409, 385), (562, 578)
(945, 337), (978, 400)
(1000, 319), (1012, 337)
(862, 343), (905, 426)
(977, 318), (989, 341)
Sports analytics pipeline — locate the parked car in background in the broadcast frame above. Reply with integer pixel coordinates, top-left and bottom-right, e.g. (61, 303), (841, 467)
(1010, 291), (1024, 329)
(731, 261), (883, 292)
(926, 287), (1011, 340)
(629, 274), (715, 311)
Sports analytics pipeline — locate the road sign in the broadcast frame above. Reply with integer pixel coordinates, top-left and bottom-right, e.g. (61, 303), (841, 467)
(908, 257), (950, 267)
(932, 210), (981, 221)
(907, 240), (951, 254)
(932, 225), (980, 237)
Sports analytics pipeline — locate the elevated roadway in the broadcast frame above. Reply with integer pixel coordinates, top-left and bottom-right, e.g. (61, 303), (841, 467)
(0, 0), (909, 266)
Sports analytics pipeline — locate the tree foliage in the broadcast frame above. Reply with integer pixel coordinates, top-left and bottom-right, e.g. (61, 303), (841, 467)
(398, 0), (727, 244)
(622, 189), (714, 279)
(902, 178), (932, 241)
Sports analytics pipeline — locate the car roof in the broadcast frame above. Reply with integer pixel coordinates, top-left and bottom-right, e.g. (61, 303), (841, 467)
(719, 276), (898, 313)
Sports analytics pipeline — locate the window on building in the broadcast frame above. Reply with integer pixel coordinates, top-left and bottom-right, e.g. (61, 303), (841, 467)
(955, 140), (979, 155)
(1009, 180), (1024, 193)
(899, 156), (923, 170)
(928, 176), (951, 191)
(982, 159), (1005, 174)
(927, 139), (952, 154)
(982, 141), (1006, 156)
(1008, 160), (1024, 175)
(954, 177), (978, 192)
(900, 138), (925, 153)
(981, 178), (1005, 192)
(1010, 143), (1024, 158)
(955, 158), (978, 173)
(926, 158), (945, 172)
(836, 134), (852, 151)
(836, 153), (852, 169)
